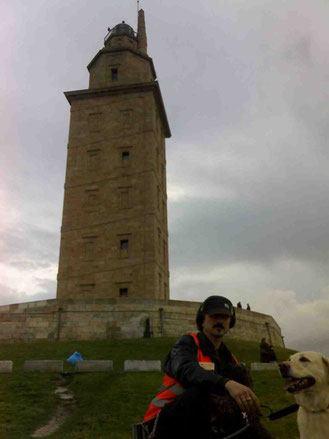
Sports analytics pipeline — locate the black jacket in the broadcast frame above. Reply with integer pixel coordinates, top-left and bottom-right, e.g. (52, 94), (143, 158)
(163, 332), (251, 393)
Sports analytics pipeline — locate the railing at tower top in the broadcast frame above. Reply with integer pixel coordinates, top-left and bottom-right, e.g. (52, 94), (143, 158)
(104, 25), (138, 46)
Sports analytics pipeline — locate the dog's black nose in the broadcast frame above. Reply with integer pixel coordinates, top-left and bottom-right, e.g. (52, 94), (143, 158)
(279, 362), (289, 377)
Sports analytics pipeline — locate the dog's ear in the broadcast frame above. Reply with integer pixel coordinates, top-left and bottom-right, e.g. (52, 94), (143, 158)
(322, 356), (329, 383)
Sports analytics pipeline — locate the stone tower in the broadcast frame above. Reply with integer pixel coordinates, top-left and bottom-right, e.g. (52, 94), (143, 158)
(56, 10), (171, 301)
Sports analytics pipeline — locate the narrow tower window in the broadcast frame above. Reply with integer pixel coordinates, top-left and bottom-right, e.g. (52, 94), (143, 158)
(120, 239), (128, 250)
(111, 68), (118, 81)
(119, 287), (128, 297)
(118, 235), (130, 258)
(122, 151), (130, 161)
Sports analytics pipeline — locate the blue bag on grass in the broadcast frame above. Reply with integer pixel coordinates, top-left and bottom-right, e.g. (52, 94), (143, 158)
(66, 351), (83, 364)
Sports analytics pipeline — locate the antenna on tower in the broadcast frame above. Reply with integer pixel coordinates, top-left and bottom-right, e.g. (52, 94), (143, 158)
(137, 0), (140, 13)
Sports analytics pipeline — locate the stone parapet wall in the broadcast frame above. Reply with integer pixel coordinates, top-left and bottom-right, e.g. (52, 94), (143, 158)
(0, 298), (284, 347)
(0, 300), (58, 341)
(231, 308), (283, 347)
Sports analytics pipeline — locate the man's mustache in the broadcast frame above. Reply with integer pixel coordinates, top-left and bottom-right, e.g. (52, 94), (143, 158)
(213, 324), (224, 329)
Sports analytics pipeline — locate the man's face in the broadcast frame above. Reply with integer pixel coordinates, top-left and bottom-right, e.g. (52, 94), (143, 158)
(202, 312), (231, 340)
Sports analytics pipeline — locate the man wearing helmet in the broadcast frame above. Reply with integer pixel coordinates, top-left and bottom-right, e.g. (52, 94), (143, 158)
(143, 295), (273, 439)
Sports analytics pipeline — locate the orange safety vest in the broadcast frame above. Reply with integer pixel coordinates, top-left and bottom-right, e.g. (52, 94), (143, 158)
(143, 333), (239, 422)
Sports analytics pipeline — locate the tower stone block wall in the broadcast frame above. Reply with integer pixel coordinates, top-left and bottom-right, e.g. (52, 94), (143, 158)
(57, 11), (170, 302)
(57, 89), (169, 301)
(88, 48), (155, 89)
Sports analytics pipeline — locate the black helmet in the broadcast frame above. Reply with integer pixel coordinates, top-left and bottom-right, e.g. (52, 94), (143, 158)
(196, 295), (236, 330)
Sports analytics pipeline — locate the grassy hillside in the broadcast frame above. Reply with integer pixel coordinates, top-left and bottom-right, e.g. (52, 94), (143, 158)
(0, 338), (298, 438)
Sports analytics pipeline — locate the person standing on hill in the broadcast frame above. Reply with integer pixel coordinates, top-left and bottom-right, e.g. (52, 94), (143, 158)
(143, 295), (273, 439)
(260, 338), (277, 363)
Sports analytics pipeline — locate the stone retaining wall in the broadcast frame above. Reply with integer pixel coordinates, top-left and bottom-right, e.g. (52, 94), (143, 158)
(0, 298), (284, 347)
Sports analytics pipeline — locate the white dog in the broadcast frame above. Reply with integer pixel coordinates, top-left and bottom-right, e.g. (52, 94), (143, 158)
(279, 351), (329, 439)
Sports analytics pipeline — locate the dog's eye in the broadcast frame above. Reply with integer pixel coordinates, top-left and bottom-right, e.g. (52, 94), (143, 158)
(299, 357), (310, 362)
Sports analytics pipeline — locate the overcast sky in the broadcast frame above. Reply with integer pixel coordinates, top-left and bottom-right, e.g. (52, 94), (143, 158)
(1, 0), (329, 355)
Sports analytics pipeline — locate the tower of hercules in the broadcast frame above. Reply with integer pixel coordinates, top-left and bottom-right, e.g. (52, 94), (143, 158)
(56, 10), (171, 302)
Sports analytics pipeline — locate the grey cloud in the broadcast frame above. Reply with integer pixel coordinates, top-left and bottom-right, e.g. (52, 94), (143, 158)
(9, 261), (51, 270)
(2, 223), (60, 265)
(254, 289), (329, 356)
(0, 284), (21, 306)
(169, 177), (329, 269)
(284, 37), (313, 64)
(293, 339), (329, 357)
(0, 283), (53, 306)
(34, 278), (56, 298)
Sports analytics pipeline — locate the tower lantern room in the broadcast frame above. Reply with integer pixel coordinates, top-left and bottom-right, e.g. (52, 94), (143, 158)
(104, 21), (137, 45)
(88, 10), (153, 89)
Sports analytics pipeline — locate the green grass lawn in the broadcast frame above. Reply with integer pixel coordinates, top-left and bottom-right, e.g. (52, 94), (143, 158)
(0, 338), (299, 438)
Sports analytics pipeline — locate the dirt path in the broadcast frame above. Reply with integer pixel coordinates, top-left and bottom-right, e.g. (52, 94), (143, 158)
(31, 376), (75, 438)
